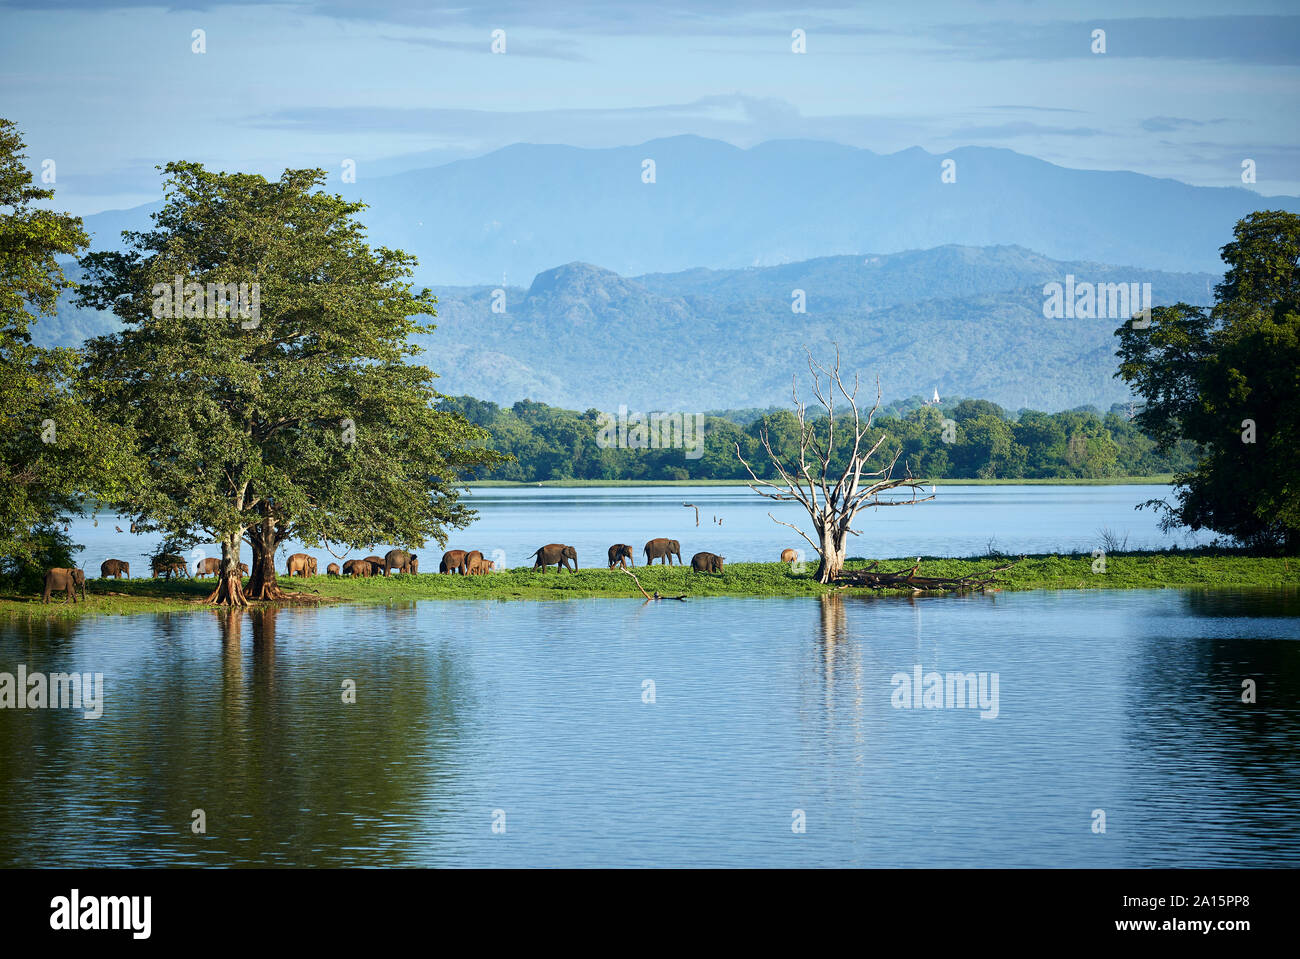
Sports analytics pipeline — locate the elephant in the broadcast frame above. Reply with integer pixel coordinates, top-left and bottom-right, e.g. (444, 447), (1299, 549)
(287, 553), (317, 577)
(42, 567), (86, 603)
(644, 538), (682, 566)
(690, 551), (725, 574)
(780, 548), (798, 566)
(240, 563), (250, 576)
(383, 549), (418, 576)
(466, 555), (494, 575)
(607, 544), (634, 569)
(196, 557), (221, 578)
(342, 558), (373, 577)
(531, 543), (577, 572)
(440, 550), (468, 574)
(326, 563), (341, 577)
(151, 554), (188, 579)
(100, 559), (130, 580)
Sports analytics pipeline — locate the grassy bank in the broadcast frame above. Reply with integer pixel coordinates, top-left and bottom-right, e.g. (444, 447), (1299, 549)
(468, 476), (1175, 488)
(2, 552), (1294, 619)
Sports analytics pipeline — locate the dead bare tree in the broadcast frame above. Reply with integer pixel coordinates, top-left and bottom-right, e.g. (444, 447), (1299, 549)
(735, 347), (934, 583)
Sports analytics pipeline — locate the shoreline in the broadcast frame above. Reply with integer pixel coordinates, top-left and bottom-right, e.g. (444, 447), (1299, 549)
(3, 553), (1294, 620)
(466, 476), (1176, 488)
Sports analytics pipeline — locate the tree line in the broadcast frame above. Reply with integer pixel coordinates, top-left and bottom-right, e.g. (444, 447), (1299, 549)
(440, 394), (1199, 483)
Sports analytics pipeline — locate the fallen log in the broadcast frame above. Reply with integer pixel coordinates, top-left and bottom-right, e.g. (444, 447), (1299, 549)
(834, 556), (1023, 593)
(617, 566), (687, 601)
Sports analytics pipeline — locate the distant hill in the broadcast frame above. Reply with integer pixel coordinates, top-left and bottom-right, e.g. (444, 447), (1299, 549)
(415, 245), (1214, 412)
(75, 136), (1297, 283)
(34, 244), (1215, 412)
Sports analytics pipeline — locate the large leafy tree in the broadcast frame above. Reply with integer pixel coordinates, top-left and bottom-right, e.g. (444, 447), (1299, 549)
(1116, 210), (1300, 551)
(78, 162), (503, 604)
(0, 118), (136, 582)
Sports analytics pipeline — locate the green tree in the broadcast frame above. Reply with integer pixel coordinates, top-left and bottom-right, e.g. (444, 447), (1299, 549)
(77, 162), (502, 603)
(0, 118), (137, 580)
(1116, 210), (1300, 551)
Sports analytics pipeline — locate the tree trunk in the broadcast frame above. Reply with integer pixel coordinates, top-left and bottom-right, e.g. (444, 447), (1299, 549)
(814, 521), (848, 583)
(205, 532), (249, 606)
(246, 511), (287, 600)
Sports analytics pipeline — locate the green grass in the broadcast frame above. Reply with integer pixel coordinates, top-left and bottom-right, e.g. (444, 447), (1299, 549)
(3, 552), (1295, 619)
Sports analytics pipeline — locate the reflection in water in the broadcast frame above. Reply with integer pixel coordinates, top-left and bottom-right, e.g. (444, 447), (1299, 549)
(1, 589), (1297, 867)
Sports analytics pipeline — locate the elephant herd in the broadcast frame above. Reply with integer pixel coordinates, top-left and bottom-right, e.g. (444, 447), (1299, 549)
(439, 550), (494, 575)
(330, 550), (419, 578)
(40, 535), (754, 602)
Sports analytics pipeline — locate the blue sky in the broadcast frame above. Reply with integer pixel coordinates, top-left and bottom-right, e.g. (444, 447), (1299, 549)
(1, 0), (1297, 214)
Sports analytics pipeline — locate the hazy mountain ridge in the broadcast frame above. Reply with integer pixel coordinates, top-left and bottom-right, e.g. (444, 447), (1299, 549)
(417, 246), (1214, 411)
(35, 245), (1215, 413)
(74, 136), (1298, 284)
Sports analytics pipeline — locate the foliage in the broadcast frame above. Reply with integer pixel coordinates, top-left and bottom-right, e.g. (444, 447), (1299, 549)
(75, 161), (504, 602)
(439, 394), (1197, 482)
(0, 117), (138, 571)
(1117, 210), (1300, 551)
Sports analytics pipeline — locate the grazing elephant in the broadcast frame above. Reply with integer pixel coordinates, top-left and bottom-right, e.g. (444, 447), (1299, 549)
(383, 549), (418, 576)
(326, 563), (341, 577)
(531, 543), (577, 572)
(42, 568), (86, 603)
(466, 555), (494, 575)
(690, 551), (725, 574)
(644, 538), (682, 566)
(780, 548), (798, 565)
(287, 553), (317, 577)
(342, 558), (373, 577)
(100, 558), (130, 580)
(240, 563), (250, 576)
(196, 557), (221, 578)
(151, 555), (188, 579)
(440, 550), (468, 574)
(607, 544), (634, 569)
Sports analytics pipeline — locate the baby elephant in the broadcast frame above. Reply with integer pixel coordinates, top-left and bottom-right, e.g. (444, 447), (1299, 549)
(100, 558), (130, 579)
(690, 551), (725, 574)
(43, 567), (87, 603)
(607, 544), (634, 569)
(780, 548), (798, 565)
(326, 562), (341, 577)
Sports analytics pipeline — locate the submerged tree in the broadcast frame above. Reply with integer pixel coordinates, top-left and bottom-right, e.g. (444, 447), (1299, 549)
(736, 348), (934, 582)
(78, 162), (501, 605)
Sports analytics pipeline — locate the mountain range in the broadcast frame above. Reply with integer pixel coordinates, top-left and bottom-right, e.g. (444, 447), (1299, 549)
(44, 135), (1273, 411)
(38, 243), (1215, 412)
(75, 136), (1298, 284)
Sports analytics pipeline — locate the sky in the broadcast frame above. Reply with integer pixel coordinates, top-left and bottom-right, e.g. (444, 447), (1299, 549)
(1, 0), (1297, 214)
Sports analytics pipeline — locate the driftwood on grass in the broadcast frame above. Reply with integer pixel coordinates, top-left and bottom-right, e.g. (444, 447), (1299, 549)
(618, 566), (687, 601)
(835, 557), (1023, 592)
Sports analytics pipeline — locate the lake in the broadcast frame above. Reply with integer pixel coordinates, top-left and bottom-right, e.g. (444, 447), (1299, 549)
(2, 588), (1298, 867)
(65, 483), (1184, 576)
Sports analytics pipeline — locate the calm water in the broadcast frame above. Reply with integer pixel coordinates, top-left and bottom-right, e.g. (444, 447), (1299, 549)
(68, 484), (1181, 576)
(2, 589), (1298, 867)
